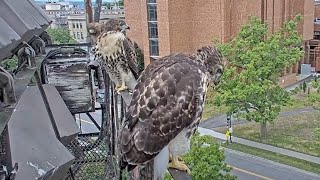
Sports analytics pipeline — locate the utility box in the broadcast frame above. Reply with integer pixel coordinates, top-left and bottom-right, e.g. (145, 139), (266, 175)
(300, 64), (312, 76)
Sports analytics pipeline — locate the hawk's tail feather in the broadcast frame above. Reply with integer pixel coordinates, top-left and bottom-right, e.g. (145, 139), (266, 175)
(119, 156), (137, 180)
(139, 160), (154, 180)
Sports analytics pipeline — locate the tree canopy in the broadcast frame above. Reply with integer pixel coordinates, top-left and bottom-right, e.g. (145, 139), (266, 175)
(183, 132), (235, 180)
(214, 15), (304, 137)
(46, 27), (77, 44)
(308, 77), (320, 110)
(165, 132), (235, 180)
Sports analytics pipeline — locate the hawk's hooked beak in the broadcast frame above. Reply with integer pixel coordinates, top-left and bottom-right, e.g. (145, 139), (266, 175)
(89, 29), (96, 34)
(212, 66), (224, 86)
(121, 24), (130, 32)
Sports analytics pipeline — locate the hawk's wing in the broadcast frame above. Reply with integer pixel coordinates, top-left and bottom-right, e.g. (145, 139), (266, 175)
(123, 37), (140, 79)
(120, 53), (207, 167)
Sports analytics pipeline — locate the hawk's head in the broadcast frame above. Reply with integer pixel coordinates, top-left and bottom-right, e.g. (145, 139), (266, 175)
(87, 22), (102, 36)
(88, 19), (130, 37)
(104, 18), (130, 34)
(196, 46), (224, 85)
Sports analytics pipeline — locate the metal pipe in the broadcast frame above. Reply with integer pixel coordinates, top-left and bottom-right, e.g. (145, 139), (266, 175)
(85, 112), (101, 130)
(85, 0), (93, 24)
(94, 0), (102, 22)
(85, 0), (93, 43)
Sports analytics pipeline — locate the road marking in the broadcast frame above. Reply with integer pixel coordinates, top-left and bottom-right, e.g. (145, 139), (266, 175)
(76, 118), (95, 125)
(230, 165), (274, 180)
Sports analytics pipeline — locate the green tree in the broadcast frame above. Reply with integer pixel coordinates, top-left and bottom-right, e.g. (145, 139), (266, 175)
(308, 78), (320, 110)
(118, 0), (124, 6)
(214, 15), (304, 138)
(46, 27), (77, 44)
(311, 77), (320, 93)
(0, 56), (18, 72)
(134, 42), (145, 75)
(302, 81), (307, 93)
(102, 2), (112, 9)
(165, 132), (235, 180)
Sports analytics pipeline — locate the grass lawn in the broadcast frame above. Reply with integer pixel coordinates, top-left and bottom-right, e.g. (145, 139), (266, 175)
(202, 103), (228, 120)
(202, 88), (228, 120)
(203, 89), (313, 121)
(215, 111), (320, 157)
(281, 93), (313, 111)
(221, 143), (320, 174)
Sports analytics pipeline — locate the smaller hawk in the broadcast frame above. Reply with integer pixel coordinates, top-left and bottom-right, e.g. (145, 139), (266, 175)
(89, 19), (139, 93)
(88, 19), (130, 43)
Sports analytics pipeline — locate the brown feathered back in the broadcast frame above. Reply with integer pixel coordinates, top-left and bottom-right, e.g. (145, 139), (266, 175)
(119, 46), (225, 172)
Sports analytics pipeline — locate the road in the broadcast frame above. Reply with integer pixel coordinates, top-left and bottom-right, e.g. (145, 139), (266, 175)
(75, 110), (102, 133)
(74, 100), (123, 133)
(75, 105), (320, 180)
(225, 149), (320, 180)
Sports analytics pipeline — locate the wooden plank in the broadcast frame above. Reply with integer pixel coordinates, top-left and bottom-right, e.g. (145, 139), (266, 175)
(45, 57), (94, 114)
(168, 168), (192, 180)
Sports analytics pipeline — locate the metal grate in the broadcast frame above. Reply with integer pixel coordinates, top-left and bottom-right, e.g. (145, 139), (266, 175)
(0, 126), (9, 166)
(64, 133), (110, 180)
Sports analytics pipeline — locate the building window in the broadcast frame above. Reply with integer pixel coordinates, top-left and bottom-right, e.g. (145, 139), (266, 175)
(81, 32), (84, 39)
(149, 39), (159, 56)
(73, 23), (75, 28)
(147, 0), (159, 57)
(80, 23), (82, 29)
(314, 31), (320, 40)
(147, 4), (157, 21)
(73, 32), (76, 39)
(77, 32), (80, 39)
(148, 22), (158, 38)
(76, 23), (79, 29)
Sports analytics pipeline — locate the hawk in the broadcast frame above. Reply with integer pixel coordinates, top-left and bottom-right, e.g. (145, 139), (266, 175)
(89, 19), (139, 93)
(119, 46), (224, 179)
(88, 18), (130, 43)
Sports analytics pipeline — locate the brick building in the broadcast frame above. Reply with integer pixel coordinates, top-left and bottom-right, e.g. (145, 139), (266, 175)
(311, 1), (320, 72)
(67, 12), (125, 43)
(125, 0), (314, 86)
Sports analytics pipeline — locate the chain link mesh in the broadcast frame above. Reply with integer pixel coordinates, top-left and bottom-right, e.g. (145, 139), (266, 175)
(64, 133), (110, 180)
(0, 126), (9, 166)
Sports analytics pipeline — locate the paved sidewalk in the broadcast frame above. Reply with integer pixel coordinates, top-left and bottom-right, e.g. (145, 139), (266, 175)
(198, 127), (320, 165)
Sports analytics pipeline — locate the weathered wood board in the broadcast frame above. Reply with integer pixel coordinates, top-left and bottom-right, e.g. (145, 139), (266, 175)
(44, 57), (94, 114)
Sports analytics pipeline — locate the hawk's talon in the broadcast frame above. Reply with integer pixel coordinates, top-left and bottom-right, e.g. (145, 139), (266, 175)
(115, 84), (128, 93)
(169, 155), (184, 162)
(168, 156), (191, 174)
(115, 84), (121, 89)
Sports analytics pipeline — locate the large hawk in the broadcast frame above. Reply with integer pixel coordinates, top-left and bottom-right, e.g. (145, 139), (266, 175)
(119, 46), (224, 179)
(89, 19), (139, 93)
